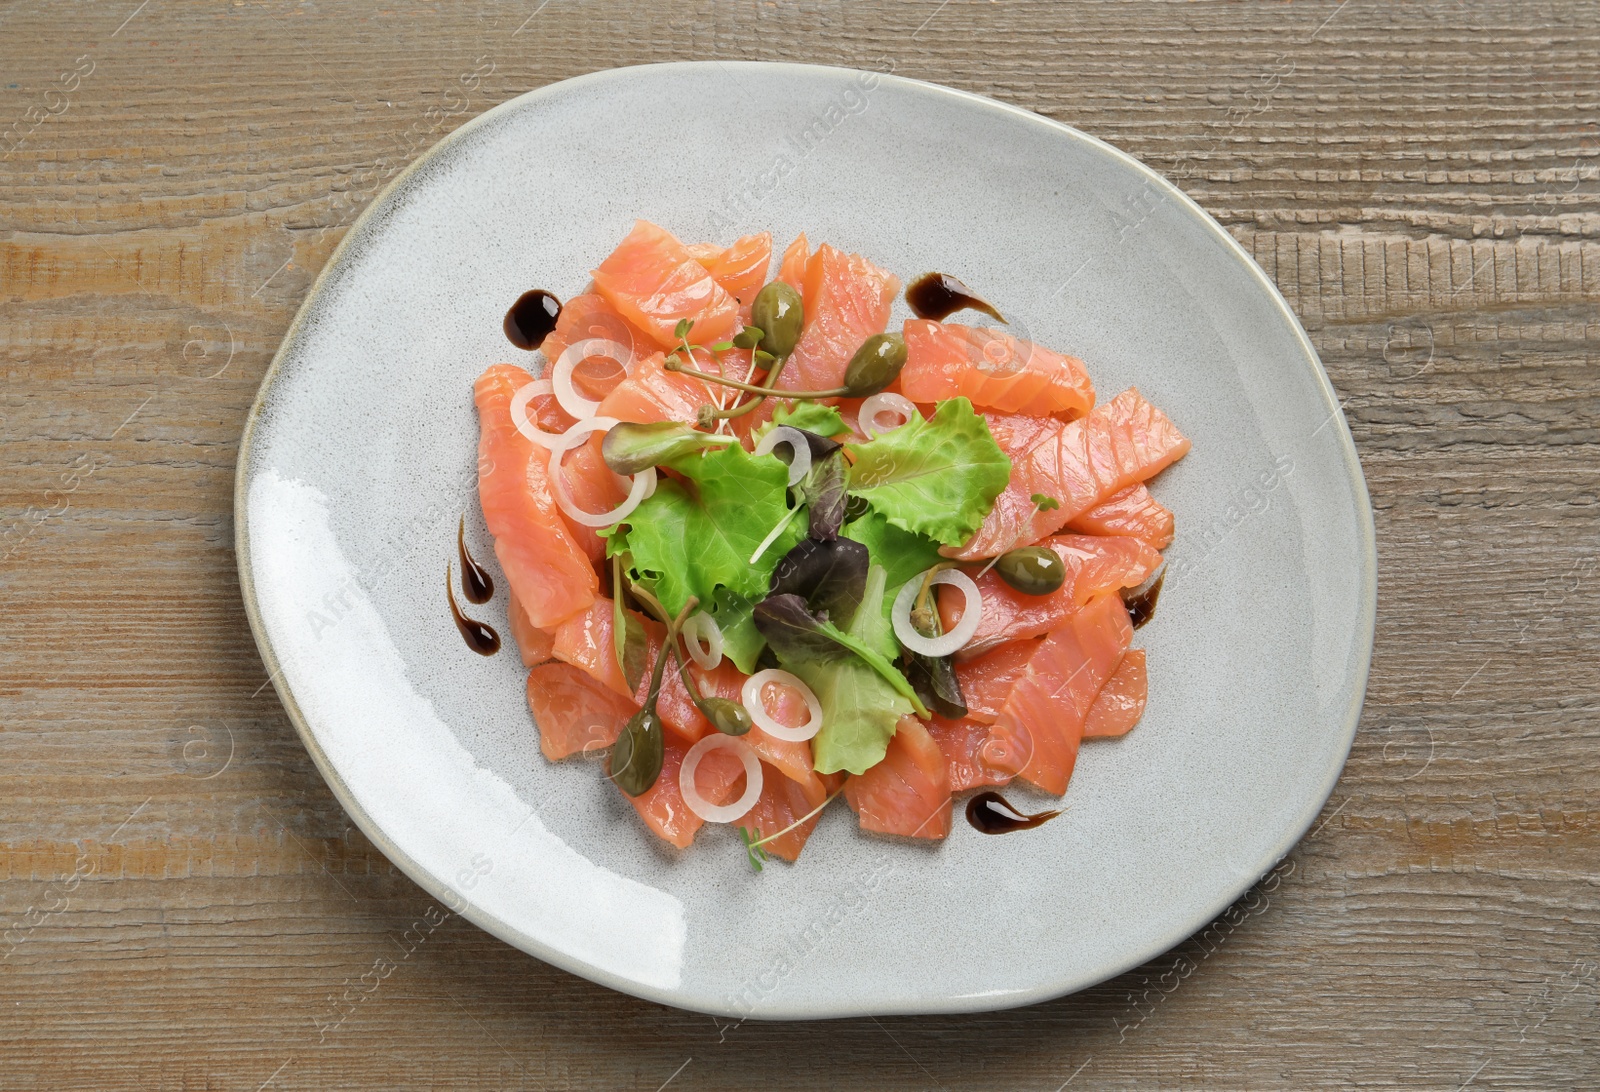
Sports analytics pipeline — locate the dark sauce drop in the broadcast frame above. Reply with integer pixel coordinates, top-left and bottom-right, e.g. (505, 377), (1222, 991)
(448, 565), (500, 655)
(906, 273), (1005, 323)
(1122, 570), (1165, 630)
(965, 791), (1061, 835)
(456, 517), (493, 604)
(503, 289), (562, 350)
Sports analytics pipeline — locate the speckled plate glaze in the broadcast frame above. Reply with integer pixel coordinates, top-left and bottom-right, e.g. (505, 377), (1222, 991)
(235, 62), (1375, 1019)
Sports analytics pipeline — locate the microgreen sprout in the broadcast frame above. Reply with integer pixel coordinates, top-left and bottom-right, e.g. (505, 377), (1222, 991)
(738, 783), (849, 871)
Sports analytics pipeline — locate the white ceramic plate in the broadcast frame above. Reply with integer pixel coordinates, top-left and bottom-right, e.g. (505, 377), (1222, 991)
(236, 63), (1375, 1019)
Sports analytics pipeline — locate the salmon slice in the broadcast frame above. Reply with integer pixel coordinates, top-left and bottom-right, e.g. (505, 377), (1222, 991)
(739, 675), (821, 786)
(596, 349), (728, 425)
(591, 221), (739, 351)
(944, 389), (1191, 561)
(989, 593), (1134, 795)
(844, 716), (953, 839)
(1083, 647), (1147, 739)
(783, 243), (900, 391)
(625, 735), (747, 849)
(954, 638), (1041, 724)
(474, 364), (598, 628)
(551, 597), (637, 698)
(928, 716), (1025, 792)
(1066, 483), (1175, 550)
(900, 319), (1095, 419)
(776, 232), (809, 290)
(507, 590), (555, 667)
(518, 381), (578, 435)
(694, 232), (772, 314)
(539, 292), (653, 404)
(552, 599), (760, 746)
(550, 432), (628, 563)
(741, 760), (830, 861)
(659, 658), (750, 747)
(525, 661), (637, 761)
(938, 534), (1161, 657)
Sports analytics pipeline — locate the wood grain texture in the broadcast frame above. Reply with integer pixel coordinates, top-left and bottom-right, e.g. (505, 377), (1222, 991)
(2, 0), (1597, 1088)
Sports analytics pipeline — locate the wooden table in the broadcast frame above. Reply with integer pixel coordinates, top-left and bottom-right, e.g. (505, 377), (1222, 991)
(3, 2), (1596, 1087)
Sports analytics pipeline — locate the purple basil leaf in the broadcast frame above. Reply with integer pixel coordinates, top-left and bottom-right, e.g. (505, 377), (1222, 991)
(768, 537), (868, 628)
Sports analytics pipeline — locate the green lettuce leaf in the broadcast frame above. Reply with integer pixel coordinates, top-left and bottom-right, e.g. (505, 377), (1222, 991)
(841, 510), (944, 593)
(753, 566), (920, 775)
(845, 397), (1011, 546)
(841, 510), (945, 659)
(619, 441), (802, 627)
(755, 400), (848, 444)
(708, 587), (765, 674)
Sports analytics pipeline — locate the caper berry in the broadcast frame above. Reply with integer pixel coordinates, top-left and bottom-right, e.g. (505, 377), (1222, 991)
(750, 282), (804, 359)
(609, 708), (664, 796)
(700, 696), (752, 737)
(842, 333), (908, 397)
(994, 546), (1066, 596)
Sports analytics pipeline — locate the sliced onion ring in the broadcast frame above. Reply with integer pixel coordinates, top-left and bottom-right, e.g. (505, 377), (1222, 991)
(753, 425), (812, 487)
(680, 734), (763, 824)
(741, 669), (823, 742)
(893, 568), (983, 657)
(553, 338), (631, 419)
(547, 417), (655, 528)
(510, 379), (574, 450)
(860, 392), (917, 439)
(681, 612), (724, 670)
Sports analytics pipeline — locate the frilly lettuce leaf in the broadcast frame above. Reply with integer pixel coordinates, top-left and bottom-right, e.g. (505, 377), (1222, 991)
(615, 441), (801, 648)
(845, 397), (1010, 546)
(753, 566), (924, 775)
(840, 510), (944, 660)
(758, 400), (848, 442)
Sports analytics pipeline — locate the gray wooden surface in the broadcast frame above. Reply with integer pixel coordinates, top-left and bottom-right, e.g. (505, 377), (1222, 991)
(2, 1), (1597, 1088)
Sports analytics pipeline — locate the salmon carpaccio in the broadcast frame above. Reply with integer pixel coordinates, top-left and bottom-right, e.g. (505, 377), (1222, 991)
(987, 592), (1135, 794)
(943, 388), (1190, 561)
(1066, 482), (1176, 550)
(901, 319), (1095, 419)
(592, 220), (741, 351)
(782, 243), (900, 391)
(479, 224), (1190, 863)
(844, 716), (953, 839)
(938, 534), (1161, 658)
(473, 364), (598, 628)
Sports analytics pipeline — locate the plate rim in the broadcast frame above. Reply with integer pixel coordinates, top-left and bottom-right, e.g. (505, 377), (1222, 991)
(233, 60), (1378, 1019)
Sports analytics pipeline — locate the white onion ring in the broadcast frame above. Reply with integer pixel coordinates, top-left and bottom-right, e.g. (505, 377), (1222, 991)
(860, 392), (916, 439)
(740, 669), (823, 742)
(681, 612), (724, 670)
(680, 734), (763, 824)
(893, 568), (983, 657)
(754, 425), (812, 486)
(553, 338), (631, 419)
(510, 379), (574, 451)
(547, 417), (655, 528)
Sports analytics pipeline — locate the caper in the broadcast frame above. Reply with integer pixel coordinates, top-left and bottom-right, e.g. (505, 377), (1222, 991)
(994, 546), (1066, 596)
(700, 696), (752, 737)
(609, 708), (664, 796)
(750, 282), (804, 358)
(842, 333), (908, 397)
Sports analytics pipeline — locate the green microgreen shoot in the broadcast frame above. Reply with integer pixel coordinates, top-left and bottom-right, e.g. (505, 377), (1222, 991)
(738, 825), (769, 871)
(738, 784), (849, 871)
